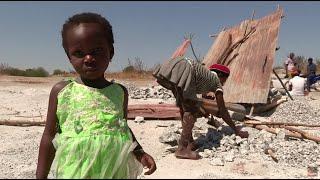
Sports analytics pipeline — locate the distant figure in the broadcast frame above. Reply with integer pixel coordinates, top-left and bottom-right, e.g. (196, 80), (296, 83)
(153, 56), (248, 160)
(288, 70), (306, 96)
(36, 12), (156, 179)
(284, 52), (297, 78)
(306, 57), (317, 92)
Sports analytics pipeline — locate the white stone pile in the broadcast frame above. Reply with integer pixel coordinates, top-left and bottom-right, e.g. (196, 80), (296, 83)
(126, 85), (174, 100)
(158, 117), (320, 168)
(268, 97), (320, 124)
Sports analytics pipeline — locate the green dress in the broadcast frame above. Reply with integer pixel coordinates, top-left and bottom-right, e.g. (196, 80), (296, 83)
(50, 80), (143, 178)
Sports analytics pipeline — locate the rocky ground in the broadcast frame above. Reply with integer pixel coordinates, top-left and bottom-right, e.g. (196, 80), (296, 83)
(0, 75), (320, 179)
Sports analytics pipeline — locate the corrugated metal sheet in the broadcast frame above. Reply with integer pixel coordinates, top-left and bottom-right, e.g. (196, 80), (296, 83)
(203, 8), (283, 104)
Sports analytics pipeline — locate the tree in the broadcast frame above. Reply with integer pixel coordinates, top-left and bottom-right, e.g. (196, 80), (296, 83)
(122, 57), (146, 73)
(122, 58), (135, 72)
(53, 69), (65, 75)
(294, 55), (307, 74)
(134, 57), (145, 73)
(0, 62), (9, 74)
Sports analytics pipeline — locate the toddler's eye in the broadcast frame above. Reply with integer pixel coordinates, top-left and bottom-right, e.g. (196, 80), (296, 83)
(72, 51), (85, 58)
(91, 48), (103, 56)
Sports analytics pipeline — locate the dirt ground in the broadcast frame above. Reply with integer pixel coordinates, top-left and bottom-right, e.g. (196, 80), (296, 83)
(0, 75), (319, 179)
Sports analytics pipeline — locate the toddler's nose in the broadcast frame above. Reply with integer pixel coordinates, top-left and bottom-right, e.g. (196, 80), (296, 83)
(84, 54), (95, 63)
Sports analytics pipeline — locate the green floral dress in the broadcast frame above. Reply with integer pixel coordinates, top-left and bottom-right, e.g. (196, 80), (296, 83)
(50, 80), (143, 178)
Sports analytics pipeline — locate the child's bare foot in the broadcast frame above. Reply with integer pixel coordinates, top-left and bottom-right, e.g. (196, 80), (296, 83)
(175, 144), (201, 160)
(189, 141), (199, 151)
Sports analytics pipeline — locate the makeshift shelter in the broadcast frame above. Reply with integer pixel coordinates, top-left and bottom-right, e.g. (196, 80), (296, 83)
(202, 8), (284, 104)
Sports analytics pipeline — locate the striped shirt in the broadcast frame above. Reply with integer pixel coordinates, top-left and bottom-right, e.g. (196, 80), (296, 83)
(187, 58), (223, 94)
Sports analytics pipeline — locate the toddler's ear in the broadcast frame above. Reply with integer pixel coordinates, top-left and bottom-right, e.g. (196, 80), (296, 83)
(109, 46), (114, 60)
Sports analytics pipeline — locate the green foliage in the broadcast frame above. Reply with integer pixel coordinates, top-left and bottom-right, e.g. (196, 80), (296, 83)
(0, 63), (49, 77)
(122, 57), (146, 73)
(24, 67), (49, 77)
(122, 65), (135, 72)
(53, 69), (65, 75)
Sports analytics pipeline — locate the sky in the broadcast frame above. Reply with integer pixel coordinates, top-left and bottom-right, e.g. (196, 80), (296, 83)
(0, 1), (320, 73)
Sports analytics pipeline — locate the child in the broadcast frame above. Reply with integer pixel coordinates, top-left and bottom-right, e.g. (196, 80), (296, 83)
(36, 12), (156, 179)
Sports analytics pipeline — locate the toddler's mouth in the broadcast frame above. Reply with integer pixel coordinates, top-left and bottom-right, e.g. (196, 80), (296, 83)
(85, 66), (97, 72)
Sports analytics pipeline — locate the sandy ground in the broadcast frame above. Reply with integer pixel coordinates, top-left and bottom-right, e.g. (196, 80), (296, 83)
(0, 75), (319, 179)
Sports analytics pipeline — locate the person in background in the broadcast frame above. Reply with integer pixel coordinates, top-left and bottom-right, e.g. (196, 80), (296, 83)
(288, 70), (306, 96)
(284, 52), (297, 78)
(306, 57), (317, 92)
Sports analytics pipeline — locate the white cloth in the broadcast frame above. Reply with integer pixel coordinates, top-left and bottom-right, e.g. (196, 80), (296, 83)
(285, 57), (296, 72)
(288, 76), (306, 96)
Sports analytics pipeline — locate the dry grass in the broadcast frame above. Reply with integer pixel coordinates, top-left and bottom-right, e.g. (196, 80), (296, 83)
(105, 71), (154, 80)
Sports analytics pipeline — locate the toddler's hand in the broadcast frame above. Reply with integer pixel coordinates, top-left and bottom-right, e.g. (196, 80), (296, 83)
(139, 153), (157, 175)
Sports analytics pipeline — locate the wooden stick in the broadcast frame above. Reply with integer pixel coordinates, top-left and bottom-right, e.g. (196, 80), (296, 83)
(273, 69), (294, 100)
(249, 105), (255, 117)
(247, 124), (320, 143)
(264, 148), (278, 162)
(0, 119), (45, 126)
(248, 124), (300, 139)
(284, 126), (320, 142)
(244, 120), (320, 127)
(190, 39), (199, 62)
(221, 27), (256, 65)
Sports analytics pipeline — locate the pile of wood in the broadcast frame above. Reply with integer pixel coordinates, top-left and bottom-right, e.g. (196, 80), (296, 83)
(244, 116), (320, 143)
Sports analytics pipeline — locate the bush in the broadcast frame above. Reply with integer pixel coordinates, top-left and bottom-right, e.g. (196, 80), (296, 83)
(5, 67), (26, 76)
(53, 69), (65, 75)
(0, 64), (49, 77)
(24, 67), (49, 77)
(122, 65), (135, 73)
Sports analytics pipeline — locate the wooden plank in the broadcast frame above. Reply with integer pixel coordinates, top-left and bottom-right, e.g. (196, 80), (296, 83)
(203, 8), (284, 104)
(128, 104), (180, 119)
(127, 102), (246, 119)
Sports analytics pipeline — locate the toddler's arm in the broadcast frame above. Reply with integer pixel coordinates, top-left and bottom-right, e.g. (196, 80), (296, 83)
(36, 81), (69, 178)
(119, 84), (156, 175)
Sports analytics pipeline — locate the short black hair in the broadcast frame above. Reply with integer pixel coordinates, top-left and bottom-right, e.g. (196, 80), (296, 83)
(212, 70), (229, 78)
(61, 12), (114, 55)
(308, 57), (313, 62)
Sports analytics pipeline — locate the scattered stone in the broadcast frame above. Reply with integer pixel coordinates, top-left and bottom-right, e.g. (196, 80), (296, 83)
(165, 146), (178, 153)
(134, 116), (145, 124)
(159, 131), (180, 145)
(209, 158), (225, 166)
(224, 152), (235, 162)
(276, 129), (287, 140)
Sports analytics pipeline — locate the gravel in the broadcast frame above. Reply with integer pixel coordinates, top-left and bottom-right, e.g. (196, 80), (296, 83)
(268, 96), (320, 124)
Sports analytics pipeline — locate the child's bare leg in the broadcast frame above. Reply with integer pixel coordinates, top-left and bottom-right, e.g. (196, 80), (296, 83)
(175, 111), (201, 160)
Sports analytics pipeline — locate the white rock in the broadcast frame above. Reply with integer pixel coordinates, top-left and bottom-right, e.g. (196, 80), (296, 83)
(209, 158), (225, 166)
(134, 116), (145, 123)
(159, 131), (179, 143)
(165, 146), (178, 153)
(199, 152), (210, 158)
(224, 153), (235, 162)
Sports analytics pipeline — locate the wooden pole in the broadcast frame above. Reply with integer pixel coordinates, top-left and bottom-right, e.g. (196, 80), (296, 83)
(244, 120), (320, 127)
(0, 119), (45, 126)
(247, 124), (320, 143)
(284, 126), (320, 142)
(249, 105), (255, 117)
(273, 69), (294, 100)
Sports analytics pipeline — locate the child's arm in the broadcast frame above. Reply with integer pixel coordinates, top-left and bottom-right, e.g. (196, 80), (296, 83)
(36, 81), (69, 179)
(119, 84), (156, 175)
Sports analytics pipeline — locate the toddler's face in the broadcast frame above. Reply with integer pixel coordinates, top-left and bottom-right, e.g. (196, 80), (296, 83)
(65, 23), (113, 80)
